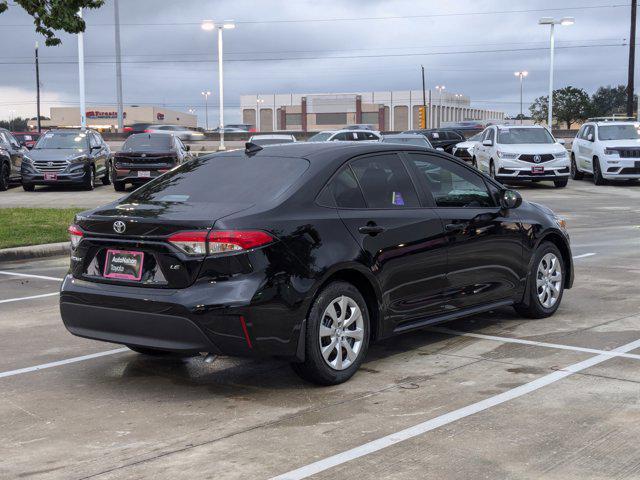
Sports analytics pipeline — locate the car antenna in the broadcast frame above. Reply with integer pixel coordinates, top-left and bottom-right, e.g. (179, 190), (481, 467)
(245, 142), (263, 155)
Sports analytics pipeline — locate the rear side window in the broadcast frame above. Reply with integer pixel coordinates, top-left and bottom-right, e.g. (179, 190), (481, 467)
(406, 153), (494, 208)
(123, 134), (173, 152)
(127, 155), (309, 205)
(350, 154), (420, 208)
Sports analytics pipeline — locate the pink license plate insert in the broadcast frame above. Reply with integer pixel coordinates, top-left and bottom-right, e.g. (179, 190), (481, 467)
(103, 249), (144, 281)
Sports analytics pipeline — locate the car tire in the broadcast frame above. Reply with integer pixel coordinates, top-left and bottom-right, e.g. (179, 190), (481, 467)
(22, 183), (35, 192)
(113, 180), (126, 192)
(489, 160), (497, 180)
(570, 154), (583, 180)
(472, 156), (478, 169)
(514, 241), (565, 319)
(291, 281), (370, 385)
(554, 179), (568, 188)
(127, 345), (196, 358)
(102, 161), (112, 185)
(83, 166), (95, 191)
(593, 157), (606, 185)
(0, 162), (9, 191)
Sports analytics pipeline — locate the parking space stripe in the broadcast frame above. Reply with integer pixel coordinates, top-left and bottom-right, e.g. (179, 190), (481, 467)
(0, 271), (63, 282)
(573, 252), (597, 259)
(270, 337), (640, 480)
(0, 348), (129, 379)
(430, 327), (640, 361)
(0, 292), (59, 304)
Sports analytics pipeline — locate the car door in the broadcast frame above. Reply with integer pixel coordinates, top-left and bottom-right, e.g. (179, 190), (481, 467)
(1, 131), (24, 180)
(404, 152), (525, 311)
(328, 152), (449, 331)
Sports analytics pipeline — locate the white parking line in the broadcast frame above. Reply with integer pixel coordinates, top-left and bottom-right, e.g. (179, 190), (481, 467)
(0, 348), (129, 379)
(431, 327), (640, 361)
(0, 292), (59, 304)
(573, 252), (597, 259)
(0, 271), (63, 282)
(271, 336), (640, 480)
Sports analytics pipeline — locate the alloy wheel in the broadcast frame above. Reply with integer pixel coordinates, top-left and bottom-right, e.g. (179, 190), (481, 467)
(536, 253), (562, 308)
(318, 295), (365, 371)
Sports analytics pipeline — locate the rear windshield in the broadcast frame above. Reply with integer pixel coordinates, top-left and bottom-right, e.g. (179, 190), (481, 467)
(382, 137), (429, 146)
(250, 138), (295, 146)
(127, 155), (309, 205)
(123, 134), (173, 152)
(598, 124), (640, 140)
(308, 132), (332, 142)
(498, 128), (554, 144)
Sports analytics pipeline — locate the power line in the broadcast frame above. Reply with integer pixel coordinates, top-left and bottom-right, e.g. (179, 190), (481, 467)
(0, 42), (626, 65)
(0, 4), (629, 27)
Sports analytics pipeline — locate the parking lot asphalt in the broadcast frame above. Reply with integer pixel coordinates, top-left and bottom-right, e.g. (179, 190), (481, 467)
(1, 179), (639, 480)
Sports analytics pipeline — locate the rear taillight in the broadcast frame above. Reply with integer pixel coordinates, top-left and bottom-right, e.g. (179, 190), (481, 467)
(123, 127), (133, 132)
(168, 231), (208, 256)
(143, 129), (151, 133)
(208, 230), (273, 254)
(68, 224), (83, 249)
(167, 230), (273, 256)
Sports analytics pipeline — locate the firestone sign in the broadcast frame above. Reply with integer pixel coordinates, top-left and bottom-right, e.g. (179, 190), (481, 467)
(86, 111), (127, 119)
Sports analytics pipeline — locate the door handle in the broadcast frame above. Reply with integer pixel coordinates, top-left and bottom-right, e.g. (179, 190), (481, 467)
(359, 224), (385, 236)
(445, 223), (466, 233)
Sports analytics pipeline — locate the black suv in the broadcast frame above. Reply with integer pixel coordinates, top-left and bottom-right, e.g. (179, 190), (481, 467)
(0, 128), (28, 191)
(60, 143), (573, 385)
(403, 129), (465, 153)
(21, 129), (112, 191)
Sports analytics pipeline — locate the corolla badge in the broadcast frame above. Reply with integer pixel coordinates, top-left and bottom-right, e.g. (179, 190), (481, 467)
(113, 220), (126, 234)
(533, 155), (542, 163)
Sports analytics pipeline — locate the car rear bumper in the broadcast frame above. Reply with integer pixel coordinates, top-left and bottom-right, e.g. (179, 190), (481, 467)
(59, 272), (305, 358)
(114, 168), (170, 183)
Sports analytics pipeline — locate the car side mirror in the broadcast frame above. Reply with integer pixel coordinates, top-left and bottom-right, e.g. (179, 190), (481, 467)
(482, 139), (493, 147)
(558, 138), (566, 145)
(185, 145), (191, 151)
(500, 189), (522, 209)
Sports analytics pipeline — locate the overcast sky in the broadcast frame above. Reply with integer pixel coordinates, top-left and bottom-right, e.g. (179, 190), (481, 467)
(0, 0), (633, 125)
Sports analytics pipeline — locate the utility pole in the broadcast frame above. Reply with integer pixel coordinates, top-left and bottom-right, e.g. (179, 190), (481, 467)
(114, 0), (124, 132)
(78, 8), (86, 130)
(35, 41), (41, 133)
(628, 0), (637, 117)
(421, 65), (426, 107)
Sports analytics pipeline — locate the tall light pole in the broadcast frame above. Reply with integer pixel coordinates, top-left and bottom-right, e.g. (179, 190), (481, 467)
(256, 98), (264, 132)
(201, 91), (211, 130)
(114, 0), (124, 133)
(35, 41), (41, 133)
(514, 71), (529, 124)
(202, 20), (235, 151)
(539, 17), (574, 128)
(78, 8), (87, 130)
(435, 85), (445, 127)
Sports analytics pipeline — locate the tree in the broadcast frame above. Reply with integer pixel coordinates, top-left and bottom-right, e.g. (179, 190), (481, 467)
(0, 117), (29, 131)
(529, 86), (591, 129)
(0, 0), (105, 46)
(590, 85), (635, 117)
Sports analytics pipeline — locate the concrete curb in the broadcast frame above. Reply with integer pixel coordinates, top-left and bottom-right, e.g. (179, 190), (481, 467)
(0, 242), (70, 263)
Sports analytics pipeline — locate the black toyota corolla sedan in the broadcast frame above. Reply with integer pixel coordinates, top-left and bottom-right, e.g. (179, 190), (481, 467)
(60, 142), (573, 385)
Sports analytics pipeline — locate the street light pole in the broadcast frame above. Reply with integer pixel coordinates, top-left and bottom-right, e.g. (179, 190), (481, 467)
(435, 85), (445, 127)
(114, 0), (124, 133)
(201, 91), (210, 130)
(539, 17), (574, 129)
(514, 71), (529, 124)
(35, 41), (41, 133)
(256, 98), (264, 132)
(78, 8), (86, 130)
(202, 20), (235, 151)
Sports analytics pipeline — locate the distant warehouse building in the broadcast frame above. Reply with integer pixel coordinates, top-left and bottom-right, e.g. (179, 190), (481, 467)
(28, 106), (197, 132)
(240, 91), (504, 132)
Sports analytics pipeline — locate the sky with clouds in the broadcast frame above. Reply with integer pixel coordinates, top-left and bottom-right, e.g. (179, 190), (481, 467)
(0, 0), (634, 125)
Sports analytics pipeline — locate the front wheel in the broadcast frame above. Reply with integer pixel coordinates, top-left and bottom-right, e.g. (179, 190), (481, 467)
(489, 160), (497, 180)
(22, 183), (35, 192)
(102, 161), (112, 185)
(472, 156), (478, 169)
(83, 166), (95, 191)
(593, 157), (606, 185)
(515, 242), (565, 319)
(554, 179), (568, 188)
(291, 281), (370, 385)
(0, 162), (9, 191)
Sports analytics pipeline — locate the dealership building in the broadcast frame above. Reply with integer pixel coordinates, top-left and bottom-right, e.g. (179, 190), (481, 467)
(240, 91), (504, 132)
(28, 106), (197, 131)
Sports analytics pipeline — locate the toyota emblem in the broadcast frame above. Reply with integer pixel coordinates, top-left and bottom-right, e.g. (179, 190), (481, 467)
(533, 155), (542, 163)
(141, 153), (146, 158)
(113, 220), (126, 234)
(47, 161), (53, 167)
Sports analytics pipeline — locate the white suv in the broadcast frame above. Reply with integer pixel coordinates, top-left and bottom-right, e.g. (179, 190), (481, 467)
(307, 130), (381, 142)
(474, 125), (570, 188)
(571, 119), (640, 185)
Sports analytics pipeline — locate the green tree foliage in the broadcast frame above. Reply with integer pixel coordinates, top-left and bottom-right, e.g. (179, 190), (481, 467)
(0, 117), (29, 131)
(529, 86), (591, 129)
(590, 85), (635, 117)
(0, 0), (105, 46)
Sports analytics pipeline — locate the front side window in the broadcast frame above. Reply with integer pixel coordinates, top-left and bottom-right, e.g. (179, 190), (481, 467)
(406, 153), (494, 208)
(497, 127), (554, 144)
(350, 154), (420, 208)
(598, 124), (640, 141)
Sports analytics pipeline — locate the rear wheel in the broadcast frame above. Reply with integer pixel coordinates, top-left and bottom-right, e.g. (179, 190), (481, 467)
(0, 162), (9, 191)
(593, 157), (606, 185)
(291, 281), (370, 385)
(515, 242), (565, 319)
(554, 179), (568, 188)
(570, 154), (583, 180)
